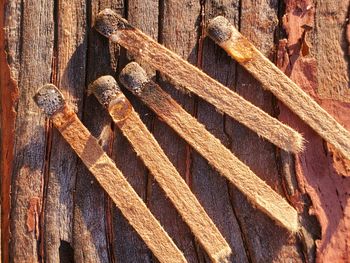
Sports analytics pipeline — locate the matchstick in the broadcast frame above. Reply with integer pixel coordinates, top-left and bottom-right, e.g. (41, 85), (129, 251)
(206, 16), (350, 160)
(119, 62), (299, 233)
(94, 8), (304, 154)
(33, 84), (187, 263)
(89, 75), (232, 263)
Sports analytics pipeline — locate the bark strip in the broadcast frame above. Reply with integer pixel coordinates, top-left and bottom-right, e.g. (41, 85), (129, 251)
(206, 16), (350, 161)
(89, 75), (232, 263)
(119, 62), (299, 233)
(94, 8), (304, 154)
(33, 84), (187, 263)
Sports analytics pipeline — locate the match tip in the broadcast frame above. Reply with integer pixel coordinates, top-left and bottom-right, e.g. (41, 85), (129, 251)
(34, 84), (65, 116)
(119, 62), (149, 94)
(95, 8), (130, 38)
(89, 75), (122, 108)
(206, 16), (233, 44)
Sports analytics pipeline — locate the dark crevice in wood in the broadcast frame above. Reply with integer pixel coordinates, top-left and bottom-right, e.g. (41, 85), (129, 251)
(40, 0), (59, 261)
(237, 0), (242, 31)
(344, 3), (350, 86)
(59, 240), (74, 263)
(157, 0), (164, 45)
(226, 184), (253, 263)
(39, 120), (54, 262)
(223, 1), (252, 261)
(105, 120), (117, 263)
(18, 0), (24, 78)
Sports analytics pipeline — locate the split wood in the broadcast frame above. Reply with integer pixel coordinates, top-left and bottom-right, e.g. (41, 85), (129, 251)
(33, 84), (187, 263)
(89, 75), (232, 263)
(206, 16), (350, 161)
(94, 8), (304, 154)
(119, 62), (299, 233)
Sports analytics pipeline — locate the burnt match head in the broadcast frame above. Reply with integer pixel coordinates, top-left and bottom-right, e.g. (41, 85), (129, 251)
(206, 16), (233, 44)
(89, 75), (122, 108)
(34, 84), (65, 116)
(95, 8), (131, 38)
(119, 62), (149, 95)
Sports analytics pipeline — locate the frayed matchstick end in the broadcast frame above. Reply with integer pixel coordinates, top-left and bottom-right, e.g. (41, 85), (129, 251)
(119, 62), (149, 94)
(206, 16), (233, 44)
(95, 8), (131, 38)
(34, 84), (65, 116)
(89, 75), (121, 108)
(212, 246), (232, 263)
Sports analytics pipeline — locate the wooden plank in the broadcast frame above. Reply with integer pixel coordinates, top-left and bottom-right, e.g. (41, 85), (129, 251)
(2, 0), (55, 261)
(42, 0), (87, 261)
(193, 1), (256, 261)
(72, 1), (123, 262)
(110, 0), (158, 261)
(0, 1), (19, 262)
(223, 1), (303, 262)
(146, 1), (202, 261)
(313, 0), (350, 101)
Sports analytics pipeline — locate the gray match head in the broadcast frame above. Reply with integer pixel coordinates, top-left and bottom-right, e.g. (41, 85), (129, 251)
(34, 84), (65, 116)
(95, 8), (131, 38)
(119, 62), (149, 94)
(206, 16), (233, 44)
(89, 75), (122, 108)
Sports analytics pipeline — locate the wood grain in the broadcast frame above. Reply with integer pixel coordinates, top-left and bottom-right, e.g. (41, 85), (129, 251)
(225, 2), (304, 261)
(34, 85), (187, 263)
(191, 1), (250, 262)
(91, 75), (232, 263)
(42, 0), (87, 261)
(3, 0), (348, 261)
(207, 15), (350, 161)
(95, 8), (304, 154)
(72, 1), (123, 262)
(3, 1), (54, 261)
(111, 0), (158, 261)
(119, 62), (299, 233)
(144, 1), (202, 261)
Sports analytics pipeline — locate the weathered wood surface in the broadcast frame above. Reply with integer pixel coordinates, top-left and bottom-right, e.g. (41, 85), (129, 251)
(1, 0), (349, 262)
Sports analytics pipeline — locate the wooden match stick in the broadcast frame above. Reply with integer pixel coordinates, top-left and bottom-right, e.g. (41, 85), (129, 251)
(33, 84), (187, 263)
(206, 16), (350, 160)
(119, 62), (299, 233)
(89, 75), (232, 263)
(94, 8), (304, 154)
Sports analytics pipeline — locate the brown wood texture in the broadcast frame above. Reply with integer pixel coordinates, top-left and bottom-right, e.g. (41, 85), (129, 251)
(95, 9), (304, 154)
(118, 62), (298, 233)
(33, 87), (187, 263)
(1, 0), (349, 262)
(90, 75), (231, 262)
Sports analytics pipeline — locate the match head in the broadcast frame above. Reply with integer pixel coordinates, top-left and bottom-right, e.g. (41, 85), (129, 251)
(206, 16), (233, 44)
(34, 84), (65, 116)
(119, 62), (149, 94)
(89, 75), (122, 108)
(95, 8), (130, 38)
